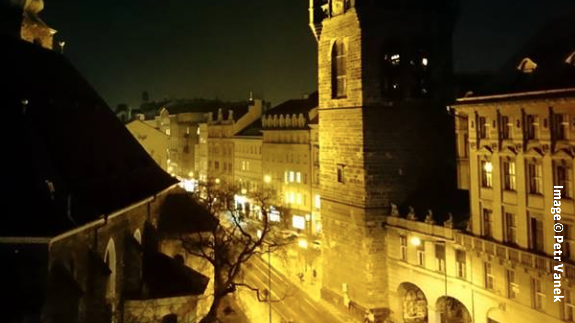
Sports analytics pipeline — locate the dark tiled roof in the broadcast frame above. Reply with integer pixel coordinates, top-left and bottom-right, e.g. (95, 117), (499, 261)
(470, 14), (575, 99)
(236, 119), (262, 137)
(158, 193), (218, 235)
(143, 251), (209, 298)
(264, 92), (318, 117)
(0, 35), (177, 237)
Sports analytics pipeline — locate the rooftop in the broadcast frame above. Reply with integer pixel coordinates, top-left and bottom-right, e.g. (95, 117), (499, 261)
(0, 35), (177, 237)
(461, 13), (575, 103)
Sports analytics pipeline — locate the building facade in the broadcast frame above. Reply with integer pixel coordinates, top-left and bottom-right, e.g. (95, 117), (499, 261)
(452, 18), (575, 322)
(207, 99), (264, 185)
(260, 94), (321, 234)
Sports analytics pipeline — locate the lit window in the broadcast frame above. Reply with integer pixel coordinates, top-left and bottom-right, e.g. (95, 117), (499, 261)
(165, 129), (171, 136)
(296, 172), (301, 183)
(503, 160), (516, 191)
(507, 270), (519, 299)
(532, 278), (545, 310)
(297, 193), (302, 205)
(481, 160), (493, 188)
(422, 57), (428, 66)
(484, 262), (494, 290)
(241, 161), (246, 171)
(290, 192), (295, 204)
(391, 54), (400, 65)
(289, 171), (295, 183)
(314, 194), (321, 209)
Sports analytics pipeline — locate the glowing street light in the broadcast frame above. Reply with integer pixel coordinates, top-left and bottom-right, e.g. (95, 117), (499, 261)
(241, 188), (247, 195)
(215, 178), (220, 184)
(410, 236), (422, 247)
(298, 239), (308, 249)
(264, 175), (272, 184)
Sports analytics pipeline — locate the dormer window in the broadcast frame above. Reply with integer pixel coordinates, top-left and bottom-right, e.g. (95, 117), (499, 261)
(518, 57), (537, 73)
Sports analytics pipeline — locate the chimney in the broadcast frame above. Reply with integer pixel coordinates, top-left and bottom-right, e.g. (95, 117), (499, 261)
(0, 0), (24, 38)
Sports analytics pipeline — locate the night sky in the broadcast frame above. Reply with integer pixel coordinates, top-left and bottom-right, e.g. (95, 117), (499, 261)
(43, 0), (574, 109)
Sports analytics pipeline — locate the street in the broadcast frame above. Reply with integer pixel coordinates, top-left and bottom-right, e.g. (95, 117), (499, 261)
(240, 256), (349, 323)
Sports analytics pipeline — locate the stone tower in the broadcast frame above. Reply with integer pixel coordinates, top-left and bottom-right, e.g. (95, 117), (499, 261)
(309, 0), (459, 318)
(0, 0), (56, 49)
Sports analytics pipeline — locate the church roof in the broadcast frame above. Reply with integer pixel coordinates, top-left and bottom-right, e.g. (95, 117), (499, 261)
(0, 35), (177, 237)
(461, 13), (575, 103)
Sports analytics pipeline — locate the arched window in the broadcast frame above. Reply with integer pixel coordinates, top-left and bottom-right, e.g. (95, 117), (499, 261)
(332, 40), (347, 98)
(104, 238), (116, 301)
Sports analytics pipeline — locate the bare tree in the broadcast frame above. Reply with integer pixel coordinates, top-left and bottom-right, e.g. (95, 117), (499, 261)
(180, 179), (288, 323)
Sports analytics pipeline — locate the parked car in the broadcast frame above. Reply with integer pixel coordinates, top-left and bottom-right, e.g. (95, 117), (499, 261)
(311, 240), (322, 250)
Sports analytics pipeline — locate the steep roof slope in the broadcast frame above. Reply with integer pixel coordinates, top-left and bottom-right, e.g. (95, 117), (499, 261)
(0, 35), (177, 237)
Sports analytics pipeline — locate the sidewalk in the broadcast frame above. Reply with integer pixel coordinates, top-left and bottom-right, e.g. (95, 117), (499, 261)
(263, 252), (360, 323)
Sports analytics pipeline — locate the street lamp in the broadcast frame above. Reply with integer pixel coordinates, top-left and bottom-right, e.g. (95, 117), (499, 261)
(410, 236), (421, 247)
(264, 175), (272, 184)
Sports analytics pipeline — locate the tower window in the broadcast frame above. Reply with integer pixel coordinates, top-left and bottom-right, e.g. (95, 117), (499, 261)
(337, 164), (346, 183)
(332, 41), (347, 98)
(381, 40), (403, 99)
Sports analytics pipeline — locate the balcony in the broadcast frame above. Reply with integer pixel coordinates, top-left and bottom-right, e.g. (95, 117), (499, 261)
(455, 232), (574, 279)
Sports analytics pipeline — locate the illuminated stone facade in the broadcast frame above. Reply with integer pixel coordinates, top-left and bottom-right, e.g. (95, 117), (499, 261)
(206, 99), (264, 185)
(310, 0), (458, 320)
(260, 96), (320, 234)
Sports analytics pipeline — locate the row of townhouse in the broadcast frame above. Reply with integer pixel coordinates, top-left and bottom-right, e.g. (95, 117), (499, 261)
(130, 94), (322, 236)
